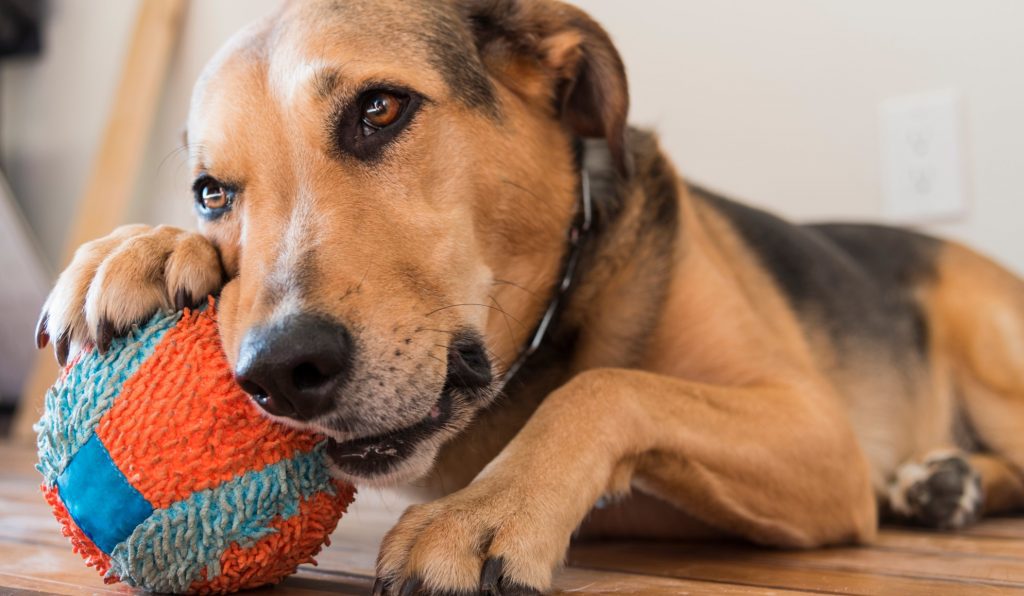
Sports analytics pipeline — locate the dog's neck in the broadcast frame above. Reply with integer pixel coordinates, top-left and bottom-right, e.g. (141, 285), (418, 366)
(512, 130), (680, 378)
(413, 129), (682, 497)
(499, 139), (596, 386)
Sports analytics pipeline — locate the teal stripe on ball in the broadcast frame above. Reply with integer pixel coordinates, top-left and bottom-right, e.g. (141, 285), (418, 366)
(35, 310), (183, 486)
(105, 442), (336, 593)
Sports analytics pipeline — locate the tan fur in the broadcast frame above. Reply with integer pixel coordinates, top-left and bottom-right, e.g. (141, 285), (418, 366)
(929, 243), (1024, 491)
(37, 1), (1024, 594)
(970, 453), (1024, 515)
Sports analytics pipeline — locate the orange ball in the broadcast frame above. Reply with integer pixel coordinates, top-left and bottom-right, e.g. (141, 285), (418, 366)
(36, 300), (355, 594)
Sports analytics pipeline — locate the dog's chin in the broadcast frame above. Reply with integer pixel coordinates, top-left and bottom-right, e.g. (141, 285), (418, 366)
(326, 437), (447, 487)
(322, 388), (468, 487)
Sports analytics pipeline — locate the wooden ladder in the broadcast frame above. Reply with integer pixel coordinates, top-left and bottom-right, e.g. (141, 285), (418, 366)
(12, 0), (187, 442)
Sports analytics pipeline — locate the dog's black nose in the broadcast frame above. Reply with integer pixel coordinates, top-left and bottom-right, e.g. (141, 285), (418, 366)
(234, 314), (354, 421)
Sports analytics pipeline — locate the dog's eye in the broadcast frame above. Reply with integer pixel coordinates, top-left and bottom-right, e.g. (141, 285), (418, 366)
(361, 92), (404, 132)
(193, 175), (236, 219)
(332, 86), (423, 161)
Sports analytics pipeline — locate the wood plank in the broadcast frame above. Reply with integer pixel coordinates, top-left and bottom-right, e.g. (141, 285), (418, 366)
(291, 564), (827, 596)
(310, 526), (826, 595)
(15, 0), (188, 443)
(551, 568), (826, 595)
(7, 441), (1024, 594)
(751, 543), (1024, 585)
(959, 518), (1024, 540)
(1, 440), (44, 475)
(569, 541), (1024, 595)
(3, 516), (821, 596)
(874, 527), (1024, 559)
(0, 478), (817, 595)
(0, 543), (362, 595)
(0, 541), (822, 596)
(0, 543), (129, 595)
(0, 502), (69, 549)
(276, 568), (376, 595)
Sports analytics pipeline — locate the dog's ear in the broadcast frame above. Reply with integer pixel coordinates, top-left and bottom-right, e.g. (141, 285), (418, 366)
(460, 0), (629, 173)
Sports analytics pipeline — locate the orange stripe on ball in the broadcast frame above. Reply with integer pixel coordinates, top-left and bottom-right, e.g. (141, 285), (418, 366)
(97, 302), (322, 510)
(41, 484), (115, 580)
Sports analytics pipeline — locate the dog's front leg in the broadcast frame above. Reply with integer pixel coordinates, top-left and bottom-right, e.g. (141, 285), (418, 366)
(374, 368), (878, 595)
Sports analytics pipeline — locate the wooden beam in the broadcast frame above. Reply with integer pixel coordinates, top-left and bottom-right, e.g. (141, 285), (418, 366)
(13, 0), (187, 442)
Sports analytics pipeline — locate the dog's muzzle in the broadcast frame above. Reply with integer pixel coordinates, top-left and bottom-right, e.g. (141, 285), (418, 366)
(325, 332), (493, 478)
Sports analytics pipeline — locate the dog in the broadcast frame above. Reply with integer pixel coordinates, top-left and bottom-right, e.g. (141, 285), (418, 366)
(35, 0), (1024, 594)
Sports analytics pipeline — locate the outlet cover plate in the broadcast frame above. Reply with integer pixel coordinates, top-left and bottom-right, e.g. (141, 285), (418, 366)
(879, 89), (968, 222)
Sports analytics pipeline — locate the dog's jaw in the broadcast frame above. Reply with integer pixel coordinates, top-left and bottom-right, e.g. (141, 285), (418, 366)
(323, 399), (475, 487)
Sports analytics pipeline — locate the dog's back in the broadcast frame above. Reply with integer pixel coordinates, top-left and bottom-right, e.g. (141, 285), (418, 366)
(694, 185), (1024, 526)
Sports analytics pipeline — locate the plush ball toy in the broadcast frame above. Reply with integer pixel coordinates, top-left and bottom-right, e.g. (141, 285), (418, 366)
(35, 300), (355, 594)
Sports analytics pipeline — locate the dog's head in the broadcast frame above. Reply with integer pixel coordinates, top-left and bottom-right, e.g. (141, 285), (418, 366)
(186, 0), (627, 485)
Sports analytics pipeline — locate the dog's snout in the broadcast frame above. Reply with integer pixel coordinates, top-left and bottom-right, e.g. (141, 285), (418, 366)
(234, 314), (354, 421)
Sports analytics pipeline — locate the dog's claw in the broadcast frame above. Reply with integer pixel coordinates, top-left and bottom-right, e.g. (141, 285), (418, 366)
(96, 318), (116, 354)
(481, 556), (542, 595)
(35, 312), (50, 349)
(399, 577), (422, 596)
(55, 333), (70, 367)
(480, 557), (504, 594)
(174, 288), (194, 311)
(371, 577), (386, 596)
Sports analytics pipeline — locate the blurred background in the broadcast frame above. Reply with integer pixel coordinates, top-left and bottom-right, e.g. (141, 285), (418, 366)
(1, 0), (1022, 421)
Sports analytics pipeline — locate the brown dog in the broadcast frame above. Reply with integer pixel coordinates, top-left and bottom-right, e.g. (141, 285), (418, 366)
(35, 0), (1024, 594)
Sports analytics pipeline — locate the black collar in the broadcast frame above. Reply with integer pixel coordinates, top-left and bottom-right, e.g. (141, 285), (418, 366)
(500, 166), (593, 386)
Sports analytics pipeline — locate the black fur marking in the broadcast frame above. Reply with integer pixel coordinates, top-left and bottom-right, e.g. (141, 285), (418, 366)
(902, 455), (982, 529)
(447, 332), (494, 392)
(421, 6), (499, 115)
(634, 132), (681, 241)
(811, 223), (940, 357)
(696, 187), (940, 360)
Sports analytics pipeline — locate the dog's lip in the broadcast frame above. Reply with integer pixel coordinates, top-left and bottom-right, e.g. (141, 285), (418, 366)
(325, 389), (453, 476)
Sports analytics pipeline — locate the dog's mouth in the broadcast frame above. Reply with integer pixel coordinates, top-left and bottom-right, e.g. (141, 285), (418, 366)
(324, 331), (492, 480)
(325, 387), (455, 477)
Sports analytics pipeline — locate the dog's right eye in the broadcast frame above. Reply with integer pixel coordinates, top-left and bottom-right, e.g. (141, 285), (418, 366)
(193, 175), (236, 219)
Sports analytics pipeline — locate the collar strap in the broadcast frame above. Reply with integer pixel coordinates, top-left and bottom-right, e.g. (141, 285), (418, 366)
(501, 168), (593, 385)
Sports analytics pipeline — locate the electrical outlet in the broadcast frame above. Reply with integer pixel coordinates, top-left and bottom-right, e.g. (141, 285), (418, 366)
(879, 90), (968, 222)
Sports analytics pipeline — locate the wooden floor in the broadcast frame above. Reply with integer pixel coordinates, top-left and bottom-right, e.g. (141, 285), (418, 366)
(3, 442), (1024, 595)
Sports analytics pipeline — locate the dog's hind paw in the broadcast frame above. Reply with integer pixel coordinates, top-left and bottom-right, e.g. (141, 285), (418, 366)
(888, 451), (983, 530)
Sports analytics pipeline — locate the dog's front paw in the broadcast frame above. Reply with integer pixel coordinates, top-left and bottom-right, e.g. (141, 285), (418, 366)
(37, 225), (223, 364)
(374, 479), (565, 595)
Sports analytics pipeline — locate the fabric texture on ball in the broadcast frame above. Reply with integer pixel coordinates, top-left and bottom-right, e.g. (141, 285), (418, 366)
(36, 302), (355, 594)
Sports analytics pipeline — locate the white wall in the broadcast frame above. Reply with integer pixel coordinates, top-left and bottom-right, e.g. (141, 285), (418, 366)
(0, 0), (281, 269)
(579, 0), (1024, 273)
(3, 0), (1022, 275)
(1, 0), (137, 270)
(130, 0), (282, 229)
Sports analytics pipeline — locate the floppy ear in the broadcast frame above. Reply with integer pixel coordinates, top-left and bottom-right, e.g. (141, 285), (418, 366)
(460, 0), (630, 174)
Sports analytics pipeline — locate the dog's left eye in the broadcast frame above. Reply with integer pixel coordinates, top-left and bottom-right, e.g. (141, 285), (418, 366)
(332, 86), (423, 161)
(361, 92), (404, 132)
